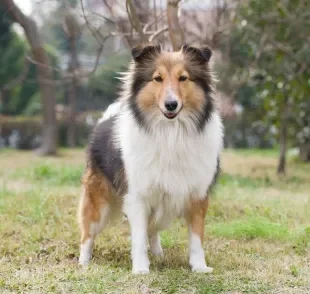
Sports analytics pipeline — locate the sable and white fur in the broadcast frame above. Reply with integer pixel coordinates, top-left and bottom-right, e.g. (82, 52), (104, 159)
(78, 44), (223, 274)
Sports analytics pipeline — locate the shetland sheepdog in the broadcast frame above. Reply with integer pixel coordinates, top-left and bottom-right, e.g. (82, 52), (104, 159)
(78, 44), (223, 274)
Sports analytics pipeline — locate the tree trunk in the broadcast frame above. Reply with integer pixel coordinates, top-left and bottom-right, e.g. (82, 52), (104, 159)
(299, 143), (310, 162)
(34, 47), (57, 155)
(67, 85), (77, 148)
(126, 0), (147, 43)
(3, 0), (57, 155)
(67, 36), (79, 147)
(277, 97), (289, 175)
(133, 0), (150, 24)
(0, 89), (9, 114)
(167, 0), (185, 50)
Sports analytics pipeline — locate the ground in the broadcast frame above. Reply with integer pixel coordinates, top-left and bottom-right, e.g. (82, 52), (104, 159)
(0, 148), (309, 294)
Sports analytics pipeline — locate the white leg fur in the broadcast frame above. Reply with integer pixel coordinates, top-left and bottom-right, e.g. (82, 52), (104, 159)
(189, 230), (213, 273)
(149, 232), (164, 257)
(123, 196), (150, 274)
(79, 238), (94, 265)
(78, 206), (110, 266)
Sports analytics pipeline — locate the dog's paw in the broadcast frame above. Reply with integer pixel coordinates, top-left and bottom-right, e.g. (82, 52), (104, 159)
(191, 265), (213, 273)
(151, 246), (164, 258)
(132, 255), (150, 274)
(153, 250), (164, 258)
(132, 268), (150, 275)
(78, 258), (91, 266)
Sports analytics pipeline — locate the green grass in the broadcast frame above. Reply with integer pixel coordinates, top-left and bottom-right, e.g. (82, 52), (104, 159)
(13, 163), (84, 186)
(0, 149), (310, 293)
(229, 148), (279, 157)
(209, 216), (290, 240)
(218, 173), (273, 188)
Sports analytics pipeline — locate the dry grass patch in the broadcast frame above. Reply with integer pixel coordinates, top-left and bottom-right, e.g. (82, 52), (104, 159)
(0, 149), (309, 293)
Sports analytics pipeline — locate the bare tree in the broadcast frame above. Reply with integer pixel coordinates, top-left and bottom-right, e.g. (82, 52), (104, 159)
(126, 0), (148, 43)
(2, 0), (57, 155)
(101, 0), (169, 47)
(167, 0), (184, 50)
(277, 97), (289, 175)
(63, 8), (82, 147)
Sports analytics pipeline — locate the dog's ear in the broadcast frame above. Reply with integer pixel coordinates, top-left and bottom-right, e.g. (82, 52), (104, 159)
(182, 45), (212, 63)
(132, 44), (161, 63)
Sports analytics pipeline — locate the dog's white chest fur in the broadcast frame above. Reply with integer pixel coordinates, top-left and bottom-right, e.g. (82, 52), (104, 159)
(116, 110), (223, 227)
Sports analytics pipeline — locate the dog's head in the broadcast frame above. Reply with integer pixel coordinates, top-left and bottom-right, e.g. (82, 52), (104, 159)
(128, 44), (215, 132)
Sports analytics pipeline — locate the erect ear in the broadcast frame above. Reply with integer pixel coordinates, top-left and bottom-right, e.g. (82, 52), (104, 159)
(131, 44), (161, 63)
(182, 45), (212, 63)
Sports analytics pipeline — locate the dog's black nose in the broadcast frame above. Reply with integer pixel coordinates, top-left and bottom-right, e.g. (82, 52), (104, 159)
(165, 100), (178, 111)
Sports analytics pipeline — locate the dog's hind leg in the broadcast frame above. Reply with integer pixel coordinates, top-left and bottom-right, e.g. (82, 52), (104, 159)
(78, 169), (111, 266)
(148, 231), (164, 257)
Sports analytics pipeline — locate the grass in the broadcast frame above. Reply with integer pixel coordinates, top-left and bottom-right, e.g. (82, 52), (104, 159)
(14, 163), (84, 186)
(0, 148), (309, 293)
(209, 216), (290, 240)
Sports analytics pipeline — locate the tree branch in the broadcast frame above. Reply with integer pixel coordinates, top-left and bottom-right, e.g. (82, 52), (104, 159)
(246, 24), (304, 68)
(25, 43), (104, 84)
(149, 26), (168, 42)
(126, 0), (148, 43)
(0, 56), (31, 91)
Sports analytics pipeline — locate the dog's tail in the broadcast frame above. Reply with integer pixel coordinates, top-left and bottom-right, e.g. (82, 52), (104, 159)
(97, 101), (123, 124)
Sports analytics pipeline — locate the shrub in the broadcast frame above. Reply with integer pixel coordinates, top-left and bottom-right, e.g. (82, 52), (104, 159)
(0, 114), (96, 149)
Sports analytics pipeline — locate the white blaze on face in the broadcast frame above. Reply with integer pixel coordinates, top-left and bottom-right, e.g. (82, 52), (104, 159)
(166, 88), (178, 102)
(162, 87), (182, 114)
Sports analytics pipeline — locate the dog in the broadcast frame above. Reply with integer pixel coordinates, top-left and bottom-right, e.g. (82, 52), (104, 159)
(78, 44), (223, 274)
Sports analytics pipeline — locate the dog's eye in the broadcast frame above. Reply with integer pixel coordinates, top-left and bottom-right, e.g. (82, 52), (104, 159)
(154, 76), (163, 82)
(179, 76), (188, 82)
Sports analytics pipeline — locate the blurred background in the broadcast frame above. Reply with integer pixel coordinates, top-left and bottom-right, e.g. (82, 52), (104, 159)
(1, 1), (310, 292)
(0, 0), (309, 174)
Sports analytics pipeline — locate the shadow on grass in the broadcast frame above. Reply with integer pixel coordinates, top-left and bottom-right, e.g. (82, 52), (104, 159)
(92, 244), (189, 272)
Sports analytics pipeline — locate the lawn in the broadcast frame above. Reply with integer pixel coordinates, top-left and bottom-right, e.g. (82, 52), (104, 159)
(0, 148), (309, 293)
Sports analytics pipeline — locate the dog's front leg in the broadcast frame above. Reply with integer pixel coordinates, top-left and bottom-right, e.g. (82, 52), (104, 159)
(186, 197), (213, 273)
(124, 195), (150, 274)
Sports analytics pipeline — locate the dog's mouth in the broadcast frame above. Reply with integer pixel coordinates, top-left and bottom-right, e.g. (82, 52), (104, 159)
(162, 107), (182, 120)
(164, 112), (178, 119)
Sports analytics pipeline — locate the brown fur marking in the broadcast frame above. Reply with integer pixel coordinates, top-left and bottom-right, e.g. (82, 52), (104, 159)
(186, 197), (209, 243)
(78, 168), (112, 244)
